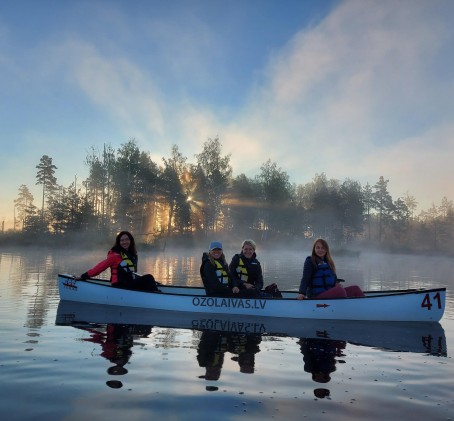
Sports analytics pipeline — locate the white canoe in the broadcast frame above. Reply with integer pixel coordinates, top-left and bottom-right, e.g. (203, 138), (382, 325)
(57, 274), (446, 322)
(55, 300), (447, 356)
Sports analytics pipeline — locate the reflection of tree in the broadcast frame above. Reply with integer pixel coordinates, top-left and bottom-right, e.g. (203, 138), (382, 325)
(197, 331), (262, 390)
(26, 271), (52, 330)
(298, 336), (346, 399)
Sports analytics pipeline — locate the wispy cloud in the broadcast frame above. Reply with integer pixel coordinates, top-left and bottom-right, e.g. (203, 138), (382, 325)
(1, 0), (453, 225)
(219, 0), (454, 205)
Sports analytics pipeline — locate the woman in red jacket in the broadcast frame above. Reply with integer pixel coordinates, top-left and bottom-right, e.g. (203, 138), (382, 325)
(79, 231), (159, 292)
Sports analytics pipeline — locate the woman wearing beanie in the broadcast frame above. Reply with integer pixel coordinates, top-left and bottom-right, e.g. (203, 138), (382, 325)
(200, 241), (258, 298)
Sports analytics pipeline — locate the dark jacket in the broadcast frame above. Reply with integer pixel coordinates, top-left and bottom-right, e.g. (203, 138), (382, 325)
(200, 252), (236, 297)
(229, 252), (264, 291)
(298, 256), (338, 297)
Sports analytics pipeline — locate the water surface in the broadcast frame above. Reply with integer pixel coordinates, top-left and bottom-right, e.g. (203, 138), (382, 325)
(0, 248), (453, 420)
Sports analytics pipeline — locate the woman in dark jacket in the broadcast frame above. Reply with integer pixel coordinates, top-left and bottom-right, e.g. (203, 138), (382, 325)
(296, 238), (363, 299)
(229, 239), (264, 292)
(200, 241), (257, 298)
(229, 239), (281, 297)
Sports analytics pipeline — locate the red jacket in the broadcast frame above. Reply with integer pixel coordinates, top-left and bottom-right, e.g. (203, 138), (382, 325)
(87, 250), (124, 284)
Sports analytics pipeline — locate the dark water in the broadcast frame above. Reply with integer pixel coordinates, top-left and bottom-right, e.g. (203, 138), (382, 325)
(0, 248), (453, 421)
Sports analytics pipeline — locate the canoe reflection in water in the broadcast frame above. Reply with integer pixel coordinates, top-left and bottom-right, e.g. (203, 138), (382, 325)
(197, 331), (262, 390)
(56, 301), (447, 392)
(298, 335), (347, 399)
(75, 322), (152, 389)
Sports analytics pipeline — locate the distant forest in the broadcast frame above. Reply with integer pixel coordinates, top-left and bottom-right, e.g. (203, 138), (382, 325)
(2, 137), (453, 254)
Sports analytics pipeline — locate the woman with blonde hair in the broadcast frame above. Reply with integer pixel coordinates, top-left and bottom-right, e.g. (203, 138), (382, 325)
(229, 239), (281, 297)
(229, 240), (262, 291)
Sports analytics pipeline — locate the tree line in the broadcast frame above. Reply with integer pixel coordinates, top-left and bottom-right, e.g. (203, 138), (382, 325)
(7, 137), (454, 253)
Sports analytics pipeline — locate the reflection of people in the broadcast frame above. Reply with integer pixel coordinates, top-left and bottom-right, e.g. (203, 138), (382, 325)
(197, 331), (228, 387)
(81, 323), (152, 389)
(229, 333), (262, 374)
(78, 231), (160, 292)
(297, 238), (364, 299)
(200, 241), (258, 298)
(298, 337), (346, 398)
(229, 239), (282, 298)
(197, 330), (263, 389)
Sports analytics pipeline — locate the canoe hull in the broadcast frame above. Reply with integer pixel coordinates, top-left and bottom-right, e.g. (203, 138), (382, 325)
(55, 300), (447, 356)
(57, 274), (446, 322)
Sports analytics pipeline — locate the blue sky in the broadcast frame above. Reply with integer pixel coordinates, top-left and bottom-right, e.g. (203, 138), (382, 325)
(1, 0), (453, 228)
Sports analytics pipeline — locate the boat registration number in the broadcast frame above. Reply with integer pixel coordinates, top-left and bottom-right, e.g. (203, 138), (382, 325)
(421, 292), (442, 310)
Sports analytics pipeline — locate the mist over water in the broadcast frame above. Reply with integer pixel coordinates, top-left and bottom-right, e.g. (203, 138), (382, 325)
(2, 245), (453, 317)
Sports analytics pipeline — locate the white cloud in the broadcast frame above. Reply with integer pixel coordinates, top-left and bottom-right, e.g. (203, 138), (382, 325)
(50, 39), (166, 137)
(2, 0), (453, 227)
(362, 122), (454, 206)
(217, 0), (454, 208)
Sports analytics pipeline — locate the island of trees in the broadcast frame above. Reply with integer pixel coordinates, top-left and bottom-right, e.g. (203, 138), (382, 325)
(3, 137), (453, 254)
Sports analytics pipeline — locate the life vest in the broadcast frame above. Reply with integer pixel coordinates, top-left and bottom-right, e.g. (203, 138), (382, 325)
(214, 259), (230, 285)
(309, 261), (336, 297)
(236, 257), (249, 282)
(112, 251), (137, 283)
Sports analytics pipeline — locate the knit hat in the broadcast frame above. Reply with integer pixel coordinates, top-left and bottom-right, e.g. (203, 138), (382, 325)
(209, 241), (223, 250)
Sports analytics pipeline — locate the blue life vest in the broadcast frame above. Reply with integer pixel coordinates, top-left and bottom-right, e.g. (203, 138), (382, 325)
(309, 261), (336, 297)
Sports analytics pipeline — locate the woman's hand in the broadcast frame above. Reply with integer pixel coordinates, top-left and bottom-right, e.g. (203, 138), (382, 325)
(296, 293), (305, 300)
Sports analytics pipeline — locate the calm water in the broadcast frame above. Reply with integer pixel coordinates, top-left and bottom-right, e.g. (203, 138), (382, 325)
(1, 247), (453, 421)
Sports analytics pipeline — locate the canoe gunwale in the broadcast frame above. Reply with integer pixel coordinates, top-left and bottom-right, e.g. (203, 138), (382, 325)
(58, 273), (446, 300)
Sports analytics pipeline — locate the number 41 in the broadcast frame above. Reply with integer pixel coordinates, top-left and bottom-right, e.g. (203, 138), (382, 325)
(421, 293), (442, 310)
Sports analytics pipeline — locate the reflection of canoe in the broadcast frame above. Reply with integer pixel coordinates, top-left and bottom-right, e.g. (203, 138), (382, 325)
(57, 274), (446, 322)
(56, 300), (447, 356)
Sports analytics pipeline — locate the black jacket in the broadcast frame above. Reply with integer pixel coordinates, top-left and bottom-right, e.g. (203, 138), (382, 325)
(200, 252), (235, 297)
(229, 253), (264, 291)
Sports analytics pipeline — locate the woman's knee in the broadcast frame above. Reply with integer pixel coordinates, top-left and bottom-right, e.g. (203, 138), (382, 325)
(345, 285), (365, 297)
(316, 286), (347, 299)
